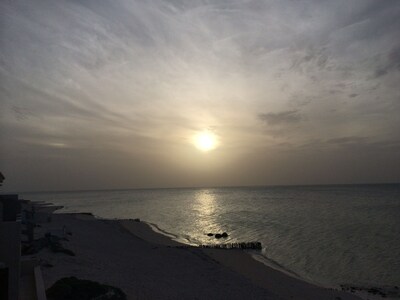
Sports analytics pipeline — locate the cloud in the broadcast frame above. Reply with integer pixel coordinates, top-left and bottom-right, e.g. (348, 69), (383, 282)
(373, 46), (400, 78)
(326, 136), (368, 145)
(258, 110), (303, 126)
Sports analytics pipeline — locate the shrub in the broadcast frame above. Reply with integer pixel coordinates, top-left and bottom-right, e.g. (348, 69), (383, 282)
(46, 277), (127, 300)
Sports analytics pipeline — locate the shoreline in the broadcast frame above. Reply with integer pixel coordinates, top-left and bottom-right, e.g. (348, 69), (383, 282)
(54, 207), (333, 288)
(51, 205), (338, 289)
(33, 202), (363, 299)
(51, 206), (348, 291)
(120, 220), (399, 300)
(130, 220), (315, 287)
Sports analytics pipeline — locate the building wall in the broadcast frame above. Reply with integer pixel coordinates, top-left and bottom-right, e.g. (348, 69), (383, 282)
(0, 221), (21, 300)
(0, 195), (21, 222)
(0, 202), (3, 222)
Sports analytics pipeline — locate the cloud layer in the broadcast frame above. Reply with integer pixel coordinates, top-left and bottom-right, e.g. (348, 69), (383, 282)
(1, 0), (399, 191)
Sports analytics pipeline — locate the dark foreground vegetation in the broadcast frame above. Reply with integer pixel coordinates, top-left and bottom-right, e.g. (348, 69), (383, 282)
(46, 277), (127, 300)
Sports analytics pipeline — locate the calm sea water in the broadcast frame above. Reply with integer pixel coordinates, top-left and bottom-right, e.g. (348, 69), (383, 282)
(22, 184), (400, 288)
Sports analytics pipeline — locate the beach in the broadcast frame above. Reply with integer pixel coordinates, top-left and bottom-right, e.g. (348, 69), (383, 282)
(32, 205), (362, 300)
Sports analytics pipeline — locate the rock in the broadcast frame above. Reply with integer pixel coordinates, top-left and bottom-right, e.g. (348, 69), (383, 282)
(214, 232), (228, 239)
(134, 218), (140, 222)
(207, 233), (213, 236)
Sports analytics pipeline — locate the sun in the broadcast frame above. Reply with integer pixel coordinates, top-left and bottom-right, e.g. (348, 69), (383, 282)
(194, 131), (218, 152)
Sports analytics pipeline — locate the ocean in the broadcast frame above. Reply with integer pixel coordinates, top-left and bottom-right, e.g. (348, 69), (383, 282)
(22, 184), (400, 288)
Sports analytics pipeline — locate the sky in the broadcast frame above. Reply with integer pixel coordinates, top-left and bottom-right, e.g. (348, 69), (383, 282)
(1, 0), (399, 192)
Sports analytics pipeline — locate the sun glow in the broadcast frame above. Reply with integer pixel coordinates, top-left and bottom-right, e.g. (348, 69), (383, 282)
(194, 131), (218, 152)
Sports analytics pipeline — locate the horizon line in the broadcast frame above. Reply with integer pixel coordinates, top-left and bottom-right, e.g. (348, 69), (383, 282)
(6, 181), (400, 195)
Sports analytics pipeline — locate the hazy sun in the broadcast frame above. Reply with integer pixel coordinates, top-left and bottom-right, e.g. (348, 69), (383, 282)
(194, 131), (218, 152)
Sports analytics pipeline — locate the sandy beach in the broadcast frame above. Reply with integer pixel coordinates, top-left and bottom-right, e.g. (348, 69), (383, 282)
(29, 204), (363, 300)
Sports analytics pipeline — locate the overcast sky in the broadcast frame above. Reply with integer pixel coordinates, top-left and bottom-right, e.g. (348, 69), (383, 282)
(1, 0), (399, 192)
